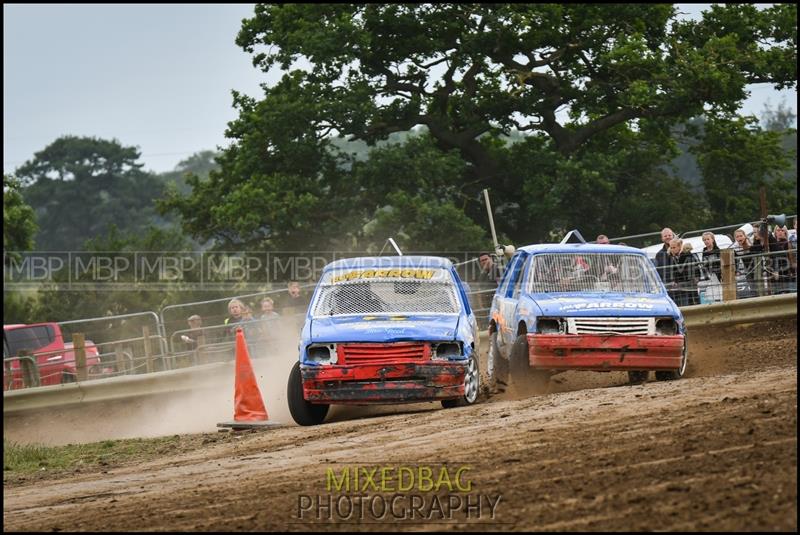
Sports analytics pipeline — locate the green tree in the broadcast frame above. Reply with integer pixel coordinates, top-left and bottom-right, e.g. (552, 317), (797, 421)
(3, 175), (40, 324)
(168, 4), (796, 250)
(237, 4), (795, 171)
(354, 135), (487, 251)
(158, 150), (221, 196)
(3, 174), (38, 253)
(16, 136), (170, 251)
(692, 115), (795, 223)
(34, 225), (196, 324)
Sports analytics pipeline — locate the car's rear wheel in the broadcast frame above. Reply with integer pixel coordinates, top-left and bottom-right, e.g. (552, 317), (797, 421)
(287, 361), (329, 426)
(61, 371), (76, 384)
(441, 353), (480, 408)
(655, 339), (688, 381)
(510, 334), (550, 394)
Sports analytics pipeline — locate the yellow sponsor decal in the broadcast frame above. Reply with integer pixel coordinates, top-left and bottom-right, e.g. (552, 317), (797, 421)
(331, 269), (436, 284)
(361, 315), (408, 321)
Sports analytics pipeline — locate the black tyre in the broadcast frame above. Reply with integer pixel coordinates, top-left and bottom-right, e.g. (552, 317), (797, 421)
(441, 353), (480, 408)
(487, 331), (509, 393)
(510, 334), (550, 394)
(287, 361), (329, 426)
(655, 337), (688, 382)
(628, 371), (649, 384)
(61, 371), (76, 384)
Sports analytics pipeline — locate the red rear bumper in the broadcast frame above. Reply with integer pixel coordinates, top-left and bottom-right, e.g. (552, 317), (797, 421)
(301, 362), (466, 404)
(528, 334), (684, 372)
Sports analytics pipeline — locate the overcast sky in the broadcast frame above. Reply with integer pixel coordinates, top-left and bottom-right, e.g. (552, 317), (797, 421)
(4, 4), (797, 175)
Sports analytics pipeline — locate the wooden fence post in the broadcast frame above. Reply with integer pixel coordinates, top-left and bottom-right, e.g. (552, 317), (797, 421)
(73, 333), (87, 381)
(721, 249), (737, 302)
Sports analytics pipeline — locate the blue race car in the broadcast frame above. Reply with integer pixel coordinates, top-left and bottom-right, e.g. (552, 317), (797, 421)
(488, 232), (687, 392)
(287, 256), (481, 425)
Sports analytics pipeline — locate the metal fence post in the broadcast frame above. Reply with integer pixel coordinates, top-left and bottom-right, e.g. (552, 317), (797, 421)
(115, 343), (127, 375)
(143, 326), (154, 373)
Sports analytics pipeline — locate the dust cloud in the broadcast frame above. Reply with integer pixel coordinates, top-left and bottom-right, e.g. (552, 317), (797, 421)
(3, 317), (304, 446)
(5, 318), (796, 446)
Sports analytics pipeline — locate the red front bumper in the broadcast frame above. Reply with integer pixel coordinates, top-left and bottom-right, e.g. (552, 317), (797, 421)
(528, 334), (684, 372)
(301, 362), (466, 404)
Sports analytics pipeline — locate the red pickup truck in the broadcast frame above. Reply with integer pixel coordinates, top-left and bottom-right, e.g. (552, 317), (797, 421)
(3, 322), (102, 390)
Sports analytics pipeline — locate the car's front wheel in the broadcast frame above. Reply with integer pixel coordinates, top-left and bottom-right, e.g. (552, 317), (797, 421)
(287, 361), (329, 426)
(510, 334), (550, 394)
(441, 354), (480, 408)
(655, 338), (688, 381)
(487, 330), (508, 394)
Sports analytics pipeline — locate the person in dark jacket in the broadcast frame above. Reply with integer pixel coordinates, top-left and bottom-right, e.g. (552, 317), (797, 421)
(749, 224), (778, 295)
(663, 238), (700, 307)
(700, 232), (722, 281)
(772, 225), (796, 293)
(654, 227), (675, 283)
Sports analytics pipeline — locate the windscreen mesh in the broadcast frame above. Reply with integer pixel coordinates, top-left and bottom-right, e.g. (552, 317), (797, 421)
(529, 253), (662, 294)
(312, 270), (460, 316)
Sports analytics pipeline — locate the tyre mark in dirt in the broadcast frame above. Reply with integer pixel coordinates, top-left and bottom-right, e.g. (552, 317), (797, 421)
(5, 366), (796, 532)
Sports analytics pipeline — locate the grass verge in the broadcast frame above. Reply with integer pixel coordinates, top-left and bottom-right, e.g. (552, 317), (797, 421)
(3, 435), (187, 476)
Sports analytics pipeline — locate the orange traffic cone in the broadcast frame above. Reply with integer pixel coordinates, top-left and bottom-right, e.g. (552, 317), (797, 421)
(217, 328), (281, 430)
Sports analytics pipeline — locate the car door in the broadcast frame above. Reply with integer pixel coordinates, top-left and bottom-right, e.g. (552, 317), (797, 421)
(496, 253), (529, 348)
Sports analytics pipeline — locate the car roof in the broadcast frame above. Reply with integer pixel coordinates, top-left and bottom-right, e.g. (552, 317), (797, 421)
(322, 255), (454, 272)
(516, 243), (648, 255)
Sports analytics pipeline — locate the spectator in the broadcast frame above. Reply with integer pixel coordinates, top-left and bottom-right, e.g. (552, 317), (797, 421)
(596, 234), (611, 244)
(732, 228), (756, 298)
(663, 238), (700, 307)
(258, 297), (280, 319)
(654, 227), (675, 282)
(681, 242), (694, 255)
(749, 224), (778, 294)
(477, 253), (502, 286)
(224, 298), (246, 339)
(771, 225), (795, 293)
(282, 281), (309, 323)
(240, 304), (266, 342)
(700, 231), (722, 282)
(180, 314), (205, 350)
(254, 297), (280, 343)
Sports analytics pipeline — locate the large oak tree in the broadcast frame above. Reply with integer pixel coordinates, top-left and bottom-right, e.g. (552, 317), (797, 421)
(167, 4), (796, 249)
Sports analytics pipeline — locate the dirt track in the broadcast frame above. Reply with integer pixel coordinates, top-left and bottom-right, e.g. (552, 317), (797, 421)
(3, 320), (797, 531)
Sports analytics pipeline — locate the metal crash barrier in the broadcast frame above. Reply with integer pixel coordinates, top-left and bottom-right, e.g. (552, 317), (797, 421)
(680, 292), (797, 328)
